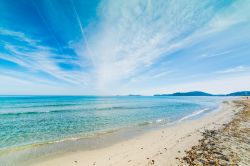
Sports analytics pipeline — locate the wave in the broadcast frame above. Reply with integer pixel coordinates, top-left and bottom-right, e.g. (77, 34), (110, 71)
(0, 105), (181, 116)
(0, 103), (82, 109)
(0, 109), (79, 116)
(136, 118), (168, 127)
(178, 108), (210, 122)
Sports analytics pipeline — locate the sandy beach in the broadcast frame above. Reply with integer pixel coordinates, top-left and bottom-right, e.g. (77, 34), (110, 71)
(30, 98), (249, 166)
(180, 98), (250, 165)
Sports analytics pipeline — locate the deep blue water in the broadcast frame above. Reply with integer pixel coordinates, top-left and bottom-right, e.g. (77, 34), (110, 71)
(0, 96), (226, 151)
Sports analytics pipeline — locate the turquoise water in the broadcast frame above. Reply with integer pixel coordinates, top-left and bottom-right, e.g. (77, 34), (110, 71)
(0, 96), (226, 152)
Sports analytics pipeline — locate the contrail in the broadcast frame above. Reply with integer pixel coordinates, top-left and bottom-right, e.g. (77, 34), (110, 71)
(70, 0), (95, 65)
(31, 1), (64, 55)
(30, 1), (89, 86)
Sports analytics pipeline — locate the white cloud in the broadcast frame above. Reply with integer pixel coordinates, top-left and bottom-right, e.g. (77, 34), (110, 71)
(1, 0), (250, 95)
(151, 71), (173, 79)
(207, 0), (250, 33)
(140, 74), (250, 95)
(200, 49), (236, 58)
(0, 29), (89, 86)
(0, 28), (37, 45)
(216, 66), (250, 74)
(80, 0), (221, 93)
(80, 0), (250, 92)
(0, 73), (90, 95)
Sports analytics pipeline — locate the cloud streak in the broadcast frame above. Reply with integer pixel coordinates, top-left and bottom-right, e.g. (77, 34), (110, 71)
(0, 29), (88, 85)
(83, 0), (223, 92)
(216, 66), (250, 74)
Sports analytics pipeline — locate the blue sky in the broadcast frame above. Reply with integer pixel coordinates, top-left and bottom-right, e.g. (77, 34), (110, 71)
(0, 0), (250, 95)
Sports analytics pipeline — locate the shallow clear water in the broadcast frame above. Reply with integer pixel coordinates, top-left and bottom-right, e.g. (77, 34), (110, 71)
(0, 96), (227, 151)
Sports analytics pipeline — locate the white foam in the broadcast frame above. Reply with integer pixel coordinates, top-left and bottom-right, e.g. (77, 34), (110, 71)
(178, 108), (209, 122)
(156, 119), (163, 123)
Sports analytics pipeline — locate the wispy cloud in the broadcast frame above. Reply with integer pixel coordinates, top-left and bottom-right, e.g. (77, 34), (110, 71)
(80, 0), (225, 92)
(142, 74), (250, 95)
(67, 0), (250, 94)
(216, 66), (250, 74)
(0, 29), (88, 85)
(207, 0), (250, 33)
(1, 0), (250, 95)
(0, 28), (37, 45)
(151, 71), (173, 79)
(200, 49), (237, 58)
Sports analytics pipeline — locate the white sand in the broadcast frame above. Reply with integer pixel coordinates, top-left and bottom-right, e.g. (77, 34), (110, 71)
(33, 100), (243, 166)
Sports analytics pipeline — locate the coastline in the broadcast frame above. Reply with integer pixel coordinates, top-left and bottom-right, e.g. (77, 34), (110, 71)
(180, 97), (250, 165)
(29, 98), (245, 166)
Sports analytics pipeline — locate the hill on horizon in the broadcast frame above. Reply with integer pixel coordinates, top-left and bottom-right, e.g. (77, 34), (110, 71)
(154, 91), (250, 96)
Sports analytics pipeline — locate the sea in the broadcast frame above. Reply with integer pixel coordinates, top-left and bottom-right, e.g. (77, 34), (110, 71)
(0, 95), (231, 165)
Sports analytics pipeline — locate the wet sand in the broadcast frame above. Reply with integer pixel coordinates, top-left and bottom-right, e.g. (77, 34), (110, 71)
(32, 98), (246, 166)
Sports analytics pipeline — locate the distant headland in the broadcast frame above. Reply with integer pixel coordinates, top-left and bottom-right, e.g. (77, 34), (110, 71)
(154, 91), (250, 96)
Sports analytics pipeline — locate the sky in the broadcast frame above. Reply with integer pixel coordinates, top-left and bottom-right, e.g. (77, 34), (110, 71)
(0, 0), (250, 95)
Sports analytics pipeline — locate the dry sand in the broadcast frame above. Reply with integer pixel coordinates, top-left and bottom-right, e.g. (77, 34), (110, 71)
(180, 98), (250, 165)
(32, 99), (246, 166)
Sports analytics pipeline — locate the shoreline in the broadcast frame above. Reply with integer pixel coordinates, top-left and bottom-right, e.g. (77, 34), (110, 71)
(180, 98), (250, 165)
(29, 98), (244, 166)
